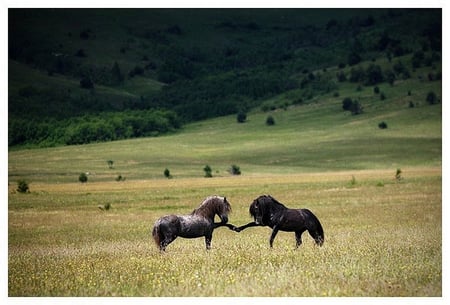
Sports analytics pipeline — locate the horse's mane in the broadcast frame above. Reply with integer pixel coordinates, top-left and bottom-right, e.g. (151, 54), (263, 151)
(250, 195), (287, 217)
(192, 196), (230, 217)
(261, 195), (287, 210)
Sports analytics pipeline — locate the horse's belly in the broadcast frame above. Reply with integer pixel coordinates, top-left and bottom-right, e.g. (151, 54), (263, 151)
(178, 217), (211, 238)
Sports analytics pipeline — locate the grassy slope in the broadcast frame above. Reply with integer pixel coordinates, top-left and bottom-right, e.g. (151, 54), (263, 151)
(8, 54), (442, 297)
(8, 59), (441, 183)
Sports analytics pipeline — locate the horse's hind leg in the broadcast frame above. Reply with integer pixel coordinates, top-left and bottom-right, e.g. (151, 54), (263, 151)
(160, 234), (177, 252)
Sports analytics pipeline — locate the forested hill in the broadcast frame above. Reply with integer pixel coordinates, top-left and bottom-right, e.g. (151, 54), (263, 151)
(8, 8), (441, 147)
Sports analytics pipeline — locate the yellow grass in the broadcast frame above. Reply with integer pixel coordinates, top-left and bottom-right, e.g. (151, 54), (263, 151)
(8, 167), (441, 296)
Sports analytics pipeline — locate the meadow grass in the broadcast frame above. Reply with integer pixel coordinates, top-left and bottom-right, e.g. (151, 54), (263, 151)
(8, 68), (441, 296)
(8, 168), (441, 296)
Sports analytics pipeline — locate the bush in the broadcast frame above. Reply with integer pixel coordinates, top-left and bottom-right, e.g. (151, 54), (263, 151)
(426, 91), (439, 105)
(115, 175), (126, 182)
(378, 121), (388, 129)
(229, 164), (241, 175)
(374, 86), (380, 94)
(79, 173), (88, 183)
(342, 97), (353, 111)
(266, 115), (275, 126)
(237, 112), (247, 123)
(203, 165), (213, 178)
(80, 77), (94, 89)
(164, 168), (172, 179)
(17, 180), (29, 193)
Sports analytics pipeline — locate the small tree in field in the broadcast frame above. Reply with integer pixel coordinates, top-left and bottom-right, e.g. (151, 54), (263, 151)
(79, 172), (88, 183)
(229, 164), (241, 175)
(237, 112), (247, 123)
(164, 168), (172, 179)
(203, 165), (213, 178)
(266, 115), (275, 126)
(17, 180), (29, 193)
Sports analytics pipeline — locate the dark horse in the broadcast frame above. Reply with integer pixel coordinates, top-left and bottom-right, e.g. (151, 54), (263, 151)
(235, 195), (324, 248)
(152, 195), (236, 251)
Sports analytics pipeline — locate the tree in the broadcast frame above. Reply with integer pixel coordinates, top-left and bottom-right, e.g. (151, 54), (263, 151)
(229, 164), (241, 175)
(164, 168), (172, 179)
(266, 115), (275, 126)
(111, 61), (124, 85)
(17, 180), (29, 193)
(203, 165), (213, 178)
(79, 173), (88, 183)
(365, 64), (383, 85)
(342, 97), (353, 111)
(80, 77), (94, 89)
(237, 112), (247, 123)
(426, 91), (439, 105)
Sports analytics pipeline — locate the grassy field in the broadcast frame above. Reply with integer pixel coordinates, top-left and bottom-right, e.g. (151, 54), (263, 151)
(8, 169), (441, 296)
(8, 68), (442, 296)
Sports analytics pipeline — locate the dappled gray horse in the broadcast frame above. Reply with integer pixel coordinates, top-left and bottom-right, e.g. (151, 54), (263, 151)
(152, 195), (236, 251)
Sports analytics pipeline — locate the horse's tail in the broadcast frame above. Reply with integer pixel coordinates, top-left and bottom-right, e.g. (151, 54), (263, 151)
(304, 209), (324, 246)
(152, 220), (161, 248)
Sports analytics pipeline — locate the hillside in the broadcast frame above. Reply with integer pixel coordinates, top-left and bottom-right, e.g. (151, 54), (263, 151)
(8, 53), (442, 183)
(8, 8), (441, 148)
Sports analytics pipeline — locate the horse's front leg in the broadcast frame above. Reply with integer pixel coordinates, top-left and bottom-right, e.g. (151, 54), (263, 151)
(269, 226), (280, 248)
(204, 232), (212, 250)
(235, 222), (260, 232)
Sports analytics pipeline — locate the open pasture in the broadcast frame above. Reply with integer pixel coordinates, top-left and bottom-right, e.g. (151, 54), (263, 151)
(8, 168), (441, 296)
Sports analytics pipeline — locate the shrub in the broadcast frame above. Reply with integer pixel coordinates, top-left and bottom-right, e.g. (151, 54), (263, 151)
(342, 97), (353, 111)
(164, 168), (172, 179)
(203, 165), (213, 178)
(80, 77), (94, 89)
(378, 121), (388, 129)
(229, 164), (241, 175)
(374, 86), (380, 94)
(266, 115), (275, 126)
(107, 160), (114, 169)
(237, 112), (247, 123)
(426, 91), (439, 105)
(350, 100), (363, 115)
(79, 173), (88, 183)
(17, 180), (29, 193)
(115, 175), (126, 182)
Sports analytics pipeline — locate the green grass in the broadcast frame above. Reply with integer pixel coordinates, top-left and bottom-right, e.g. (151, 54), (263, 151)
(8, 169), (441, 296)
(8, 66), (441, 296)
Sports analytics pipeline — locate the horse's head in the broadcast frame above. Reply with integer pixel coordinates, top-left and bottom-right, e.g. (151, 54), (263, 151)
(249, 197), (265, 225)
(195, 195), (231, 223)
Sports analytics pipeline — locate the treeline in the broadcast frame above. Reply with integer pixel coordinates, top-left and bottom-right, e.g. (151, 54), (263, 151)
(8, 109), (181, 147)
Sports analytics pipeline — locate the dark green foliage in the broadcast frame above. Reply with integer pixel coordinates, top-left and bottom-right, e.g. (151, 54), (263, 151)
(203, 165), (213, 178)
(237, 112), (247, 123)
(380, 92), (386, 100)
(229, 164), (241, 175)
(80, 77), (94, 89)
(374, 86), (380, 94)
(395, 168), (403, 181)
(426, 91), (439, 105)
(107, 160), (114, 169)
(79, 173), (88, 183)
(8, 9), (441, 148)
(378, 121), (388, 129)
(342, 97), (353, 111)
(9, 109), (181, 147)
(115, 175), (126, 181)
(266, 115), (275, 126)
(342, 97), (363, 115)
(164, 168), (172, 179)
(17, 180), (29, 193)
(365, 64), (383, 85)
